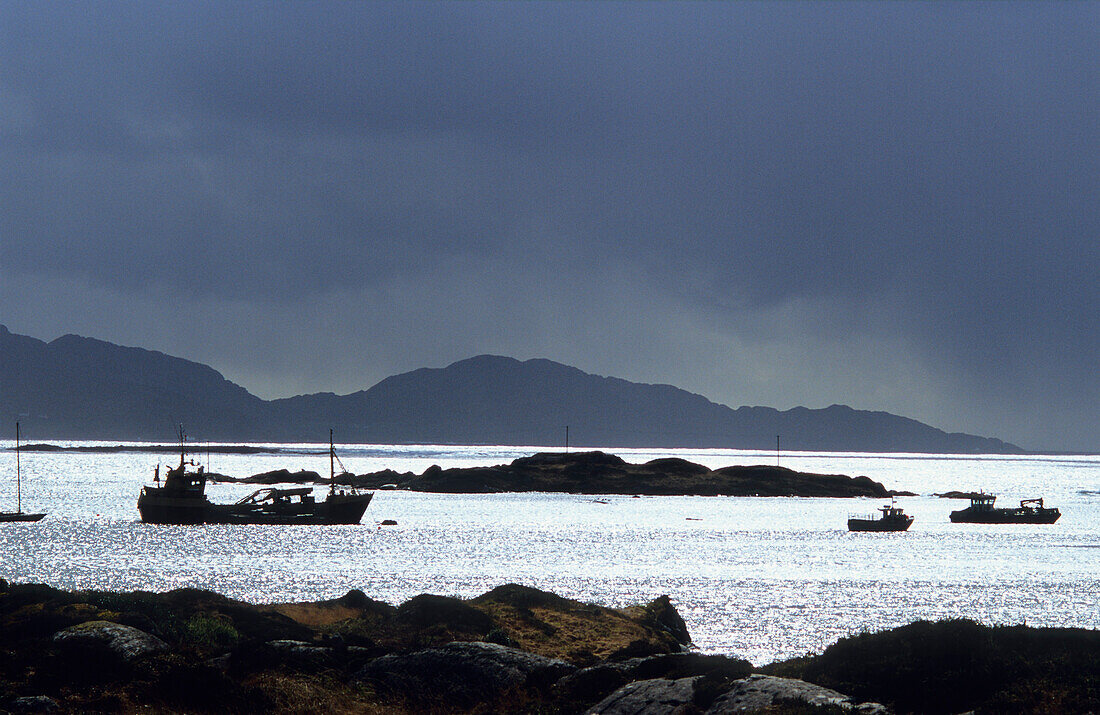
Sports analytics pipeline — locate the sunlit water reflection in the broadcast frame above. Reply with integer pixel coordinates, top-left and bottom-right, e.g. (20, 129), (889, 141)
(2, 443), (1097, 664)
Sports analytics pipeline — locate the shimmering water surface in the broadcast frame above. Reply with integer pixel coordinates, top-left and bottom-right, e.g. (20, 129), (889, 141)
(2, 443), (1098, 664)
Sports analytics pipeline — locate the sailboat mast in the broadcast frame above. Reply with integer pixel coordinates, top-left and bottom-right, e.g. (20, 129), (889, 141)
(16, 422), (21, 514)
(329, 428), (335, 495)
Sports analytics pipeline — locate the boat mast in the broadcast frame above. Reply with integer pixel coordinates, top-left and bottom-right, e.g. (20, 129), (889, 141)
(16, 422), (21, 514)
(329, 428), (335, 495)
(178, 424), (185, 468)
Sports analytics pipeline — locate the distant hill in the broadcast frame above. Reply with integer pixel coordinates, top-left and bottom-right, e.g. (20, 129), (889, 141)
(0, 325), (1021, 452)
(0, 325), (267, 440)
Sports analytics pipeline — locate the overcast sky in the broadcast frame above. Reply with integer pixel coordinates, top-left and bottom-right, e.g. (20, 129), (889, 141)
(1, 2), (1097, 451)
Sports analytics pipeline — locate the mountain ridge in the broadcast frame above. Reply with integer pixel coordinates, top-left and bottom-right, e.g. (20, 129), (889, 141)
(0, 325), (1022, 452)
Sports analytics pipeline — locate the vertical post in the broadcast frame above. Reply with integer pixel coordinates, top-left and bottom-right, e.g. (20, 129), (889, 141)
(16, 422), (21, 514)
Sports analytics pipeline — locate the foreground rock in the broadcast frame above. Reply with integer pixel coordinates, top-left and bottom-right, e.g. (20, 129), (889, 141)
(765, 618), (1100, 714)
(358, 641), (575, 707)
(52, 620), (168, 663)
(586, 676), (703, 714)
(349, 450), (892, 497)
(0, 581), (692, 712)
(585, 673), (889, 714)
(707, 674), (888, 713)
(554, 652), (752, 710)
(4, 582), (1099, 713)
(6, 695), (60, 713)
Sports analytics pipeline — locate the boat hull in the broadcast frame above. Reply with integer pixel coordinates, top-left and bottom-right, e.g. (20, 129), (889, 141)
(137, 490), (211, 525)
(138, 491), (372, 525)
(207, 493), (373, 525)
(848, 516), (912, 532)
(0, 512), (46, 523)
(949, 508), (1060, 524)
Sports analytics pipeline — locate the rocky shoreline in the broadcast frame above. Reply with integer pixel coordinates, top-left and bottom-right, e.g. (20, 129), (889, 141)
(3, 579), (1098, 713)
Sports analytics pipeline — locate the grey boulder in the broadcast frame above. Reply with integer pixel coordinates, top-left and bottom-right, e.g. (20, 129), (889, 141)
(7, 695), (60, 713)
(358, 640), (576, 706)
(52, 620), (168, 663)
(257, 639), (337, 670)
(706, 674), (890, 714)
(586, 676), (704, 714)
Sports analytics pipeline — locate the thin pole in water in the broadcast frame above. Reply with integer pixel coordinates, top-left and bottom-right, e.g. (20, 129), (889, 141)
(16, 422), (21, 514)
(329, 428), (335, 495)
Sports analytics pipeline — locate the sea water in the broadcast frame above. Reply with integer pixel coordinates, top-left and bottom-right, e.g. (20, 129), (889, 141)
(1, 443), (1097, 665)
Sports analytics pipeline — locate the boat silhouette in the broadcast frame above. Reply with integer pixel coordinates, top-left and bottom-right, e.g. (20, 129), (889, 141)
(1, 423), (46, 523)
(847, 501), (913, 532)
(138, 427), (372, 525)
(949, 493), (1060, 524)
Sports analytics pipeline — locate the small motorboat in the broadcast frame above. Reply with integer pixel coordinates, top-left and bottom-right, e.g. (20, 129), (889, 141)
(848, 501), (913, 532)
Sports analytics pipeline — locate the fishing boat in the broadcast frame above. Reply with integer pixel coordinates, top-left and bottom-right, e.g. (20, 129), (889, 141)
(138, 428), (372, 525)
(136, 425), (212, 524)
(847, 501), (913, 532)
(949, 493), (1060, 524)
(207, 484), (371, 525)
(1, 423), (46, 523)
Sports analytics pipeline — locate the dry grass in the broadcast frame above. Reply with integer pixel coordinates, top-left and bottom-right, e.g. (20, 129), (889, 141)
(473, 600), (671, 664)
(243, 672), (397, 715)
(261, 603), (362, 628)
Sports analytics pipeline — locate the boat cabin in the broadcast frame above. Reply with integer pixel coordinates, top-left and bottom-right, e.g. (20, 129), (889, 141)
(968, 493), (996, 511)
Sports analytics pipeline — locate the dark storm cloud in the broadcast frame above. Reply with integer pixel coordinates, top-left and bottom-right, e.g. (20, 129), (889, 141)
(1, 2), (1097, 450)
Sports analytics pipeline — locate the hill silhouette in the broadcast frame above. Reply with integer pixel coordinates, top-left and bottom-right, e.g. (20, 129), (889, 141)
(0, 325), (1021, 452)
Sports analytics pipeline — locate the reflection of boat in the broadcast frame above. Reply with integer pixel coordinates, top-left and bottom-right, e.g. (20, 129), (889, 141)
(138, 427), (372, 525)
(848, 501), (913, 532)
(949, 493), (1060, 524)
(1, 423), (46, 523)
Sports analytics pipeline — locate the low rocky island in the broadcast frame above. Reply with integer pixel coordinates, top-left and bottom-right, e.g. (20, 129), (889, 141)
(2, 578), (1098, 713)
(346, 450), (895, 497)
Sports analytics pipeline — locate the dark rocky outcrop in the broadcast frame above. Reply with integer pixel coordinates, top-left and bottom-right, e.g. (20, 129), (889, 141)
(6, 695), (60, 713)
(935, 490), (987, 499)
(253, 639), (337, 671)
(239, 469), (324, 485)
(395, 594), (495, 633)
(555, 653), (753, 710)
(52, 621), (168, 663)
(586, 672), (889, 714)
(764, 618), (1100, 714)
(350, 450), (894, 497)
(469, 585), (692, 665)
(707, 674), (888, 713)
(586, 676), (704, 714)
(357, 641), (576, 707)
(5, 580), (1100, 713)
